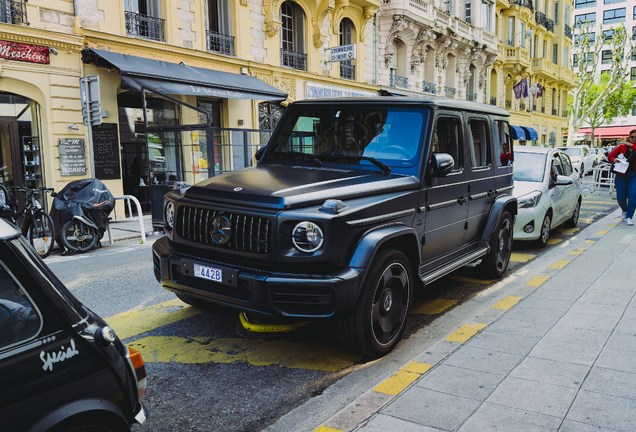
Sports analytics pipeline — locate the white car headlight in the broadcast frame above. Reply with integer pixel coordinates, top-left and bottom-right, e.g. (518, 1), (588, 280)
(165, 201), (175, 229)
(518, 191), (542, 209)
(291, 221), (324, 253)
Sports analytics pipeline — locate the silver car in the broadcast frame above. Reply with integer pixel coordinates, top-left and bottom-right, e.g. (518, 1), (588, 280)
(513, 146), (583, 248)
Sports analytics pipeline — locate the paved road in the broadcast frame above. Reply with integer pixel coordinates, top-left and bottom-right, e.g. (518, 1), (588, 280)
(45, 179), (618, 432)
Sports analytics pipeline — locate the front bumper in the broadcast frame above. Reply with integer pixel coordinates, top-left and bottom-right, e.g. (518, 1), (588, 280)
(152, 236), (363, 320)
(513, 206), (546, 241)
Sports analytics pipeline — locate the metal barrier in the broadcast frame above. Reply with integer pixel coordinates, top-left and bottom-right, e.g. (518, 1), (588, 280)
(106, 195), (147, 244)
(585, 163), (615, 193)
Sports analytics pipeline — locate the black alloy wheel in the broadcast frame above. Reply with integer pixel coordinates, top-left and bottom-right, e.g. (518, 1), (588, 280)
(480, 211), (513, 278)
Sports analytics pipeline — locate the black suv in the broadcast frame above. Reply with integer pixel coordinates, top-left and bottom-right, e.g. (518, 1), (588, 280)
(153, 97), (516, 357)
(0, 219), (147, 431)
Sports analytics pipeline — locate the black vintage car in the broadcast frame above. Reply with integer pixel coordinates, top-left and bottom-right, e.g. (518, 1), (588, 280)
(153, 97), (517, 357)
(0, 219), (147, 432)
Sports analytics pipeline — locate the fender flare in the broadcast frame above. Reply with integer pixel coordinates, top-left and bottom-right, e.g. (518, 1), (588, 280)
(28, 398), (128, 432)
(480, 195), (518, 246)
(349, 224), (421, 271)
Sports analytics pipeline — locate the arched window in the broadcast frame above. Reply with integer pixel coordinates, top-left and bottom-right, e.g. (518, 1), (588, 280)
(280, 2), (306, 71)
(339, 18), (355, 80)
(390, 39), (408, 88)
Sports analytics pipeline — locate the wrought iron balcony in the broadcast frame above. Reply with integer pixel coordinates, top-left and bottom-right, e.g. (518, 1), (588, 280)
(565, 24), (572, 40)
(391, 75), (409, 89)
(207, 30), (234, 56)
(541, 107), (545, 113)
(520, 101), (526, 110)
(423, 81), (437, 94)
(510, 0), (534, 12)
(505, 99), (512, 109)
(535, 11), (547, 28)
(490, 97), (497, 106)
(444, 86), (456, 97)
(532, 104), (537, 111)
(280, 48), (307, 71)
(552, 108), (557, 116)
(0, 0), (28, 25)
(125, 11), (164, 41)
(340, 63), (355, 80)
(546, 18), (554, 33)
(467, 92), (478, 102)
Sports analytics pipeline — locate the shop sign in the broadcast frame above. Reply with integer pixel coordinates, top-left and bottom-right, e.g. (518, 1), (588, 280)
(329, 45), (356, 62)
(305, 82), (376, 99)
(0, 40), (50, 64)
(59, 138), (87, 176)
(92, 123), (121, 180)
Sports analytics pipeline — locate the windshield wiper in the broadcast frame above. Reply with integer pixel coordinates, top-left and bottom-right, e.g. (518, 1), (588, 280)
(321, 155), (391, 174)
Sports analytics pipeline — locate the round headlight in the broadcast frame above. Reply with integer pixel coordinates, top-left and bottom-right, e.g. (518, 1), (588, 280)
(291, 221), (324, 253)
(165, 202), (175, 228)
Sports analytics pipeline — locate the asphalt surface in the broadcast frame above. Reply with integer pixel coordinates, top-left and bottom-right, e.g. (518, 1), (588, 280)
(43, 175), (618, 432)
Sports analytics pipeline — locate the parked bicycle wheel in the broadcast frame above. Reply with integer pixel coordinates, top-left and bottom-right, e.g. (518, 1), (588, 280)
(27, 211), (55, 259)
(60, 219), (99, 252)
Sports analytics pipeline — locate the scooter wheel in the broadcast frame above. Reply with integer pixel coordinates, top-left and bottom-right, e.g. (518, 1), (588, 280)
(60, 220), (99, 252)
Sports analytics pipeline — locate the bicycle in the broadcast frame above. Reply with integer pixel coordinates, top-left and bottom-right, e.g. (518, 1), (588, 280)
(0, 185), (56, 259)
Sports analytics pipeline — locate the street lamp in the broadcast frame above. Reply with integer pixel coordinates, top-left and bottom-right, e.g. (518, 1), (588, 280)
(506, 29), (533, 47)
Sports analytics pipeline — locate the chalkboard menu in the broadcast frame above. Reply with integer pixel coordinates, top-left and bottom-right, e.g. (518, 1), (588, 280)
(59, 138), (87, 176)
(93, 123), (121, 180)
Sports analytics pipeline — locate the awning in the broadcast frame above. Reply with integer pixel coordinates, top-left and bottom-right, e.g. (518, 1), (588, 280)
(81, 48), (287, 102)
(564, 126), (634, 139)
(509, 125), (527, 140)
(521, 126), (539, 140)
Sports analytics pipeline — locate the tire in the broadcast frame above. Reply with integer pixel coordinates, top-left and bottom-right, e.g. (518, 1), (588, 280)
(535, 212), (552, 249)
(334, 248), (413, 357)
(176, 292), (218, 310)
(580, 164), (585, 178)
(60, 219), (99, 253)
(564, 198), (581, 228)
(27, 211), (55, 258)
(480, 211), (513, 278)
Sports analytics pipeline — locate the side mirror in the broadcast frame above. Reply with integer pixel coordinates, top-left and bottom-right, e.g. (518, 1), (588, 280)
(555, 175), (574, 186)
(430, 153), (454, 176)
(255, 146), (267, 162)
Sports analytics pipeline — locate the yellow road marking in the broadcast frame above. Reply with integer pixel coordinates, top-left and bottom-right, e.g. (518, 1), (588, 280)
(492, 296), (523, 310)
(445, 323), (488, 343)
(547, 238), (563, 245)
(315, 427), (343, 432)
(128, 336), (361, 372)
(526, 276), (550, 287)
(510, 253), (536, 263)
(596, 230), (609, 235)
(449, 275), (495, 284)
(615, 218), (624, 222)
(557, 228), (580, 234)
(606, 223), (618, 228)
(582, 201), (615, 205)
(586, 205), (618, 210)
(550, 260), (570, 269)
(585, 240), (596, 244)
(579, 218), (593, 223)
(106, 299), (205, 340)
(412, 299), (458, 315)
(569, 248), (587, 255)
(373, 362), (433, 395)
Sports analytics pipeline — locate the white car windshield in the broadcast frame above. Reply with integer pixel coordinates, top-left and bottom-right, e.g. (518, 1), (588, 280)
(561, 148), (582, 157)
(513, 152), (547, 182)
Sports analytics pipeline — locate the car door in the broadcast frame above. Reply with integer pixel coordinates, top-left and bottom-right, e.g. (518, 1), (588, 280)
(420, 112), (469, 265)
(464, 115), (496, 246)
(557, 152), (580, 219)
(548, 152), (570, 225)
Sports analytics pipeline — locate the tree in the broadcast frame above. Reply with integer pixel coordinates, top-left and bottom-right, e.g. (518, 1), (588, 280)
(567, 21), (634, 146)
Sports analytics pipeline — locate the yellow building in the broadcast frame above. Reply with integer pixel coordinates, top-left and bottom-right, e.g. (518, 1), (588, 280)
(0, 0), (381, 223)
(492, 0), (575, 145)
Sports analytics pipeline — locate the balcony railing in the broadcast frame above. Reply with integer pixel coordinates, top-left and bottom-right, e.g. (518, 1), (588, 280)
(532, 104), (537, 111)
(520, 101), (526, 110)
(565, 24), (572, 39)
(541, 107), (545, 113)
(281, 48), (307, 71)
(340, 63), (355, 80)
(444, 86), (456, 97)
(0, 0), (28, 25)
(505, 99), (512, 108)
(207, 30), (235, 56)
(423, 81), (437, 94)
(125, 11), (165, 41)
(391, 75), (409, 89)
(546, 18), (554, 33)
(490, 97), (497, 106)
(552, 108), (557, 116)
(510, 0), (534, 12)
(535, 11), (547, 28)
(467, 92), (478, 101)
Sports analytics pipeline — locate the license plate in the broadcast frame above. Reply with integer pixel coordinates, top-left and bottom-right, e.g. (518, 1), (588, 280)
(193, 263), (222, 282)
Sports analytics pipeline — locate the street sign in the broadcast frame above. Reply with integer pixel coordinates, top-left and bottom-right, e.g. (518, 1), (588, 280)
(330, 44), (356, 62)
(80, 75), (102, 126)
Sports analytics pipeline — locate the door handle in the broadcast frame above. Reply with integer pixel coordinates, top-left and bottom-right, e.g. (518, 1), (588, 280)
(457, 196), (467, 205)
(487, 190), (495, 197)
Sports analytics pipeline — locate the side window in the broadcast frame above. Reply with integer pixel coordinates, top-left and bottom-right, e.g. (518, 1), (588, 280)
(432, 117), (463, 171)
(0, 262), (42, 350)
(468, 119), (491, 168)
(551, 153), (564, 180)
(560, 153), (573, 176)
(494, 120), (512, 167)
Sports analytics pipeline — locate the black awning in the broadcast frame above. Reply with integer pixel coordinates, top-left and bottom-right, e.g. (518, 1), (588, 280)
(82, 48), (287, 102)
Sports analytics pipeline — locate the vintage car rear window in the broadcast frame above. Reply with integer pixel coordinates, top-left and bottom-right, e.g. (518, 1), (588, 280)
(268, 107), (428, 168)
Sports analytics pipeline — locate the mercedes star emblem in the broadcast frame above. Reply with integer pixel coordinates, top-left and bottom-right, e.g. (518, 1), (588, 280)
(209, 216), (233, 245)
(234, 187), (243, 191)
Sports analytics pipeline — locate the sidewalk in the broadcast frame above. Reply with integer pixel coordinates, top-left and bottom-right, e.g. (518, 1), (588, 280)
(100, 214), (158, 243)
(316, 198), (636, 431)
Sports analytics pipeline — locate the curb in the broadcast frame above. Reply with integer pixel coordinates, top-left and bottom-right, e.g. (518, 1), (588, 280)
(314, 208), (624, 432)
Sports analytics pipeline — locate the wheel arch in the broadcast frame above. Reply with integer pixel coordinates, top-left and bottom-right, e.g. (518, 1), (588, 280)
(480, 195), (517, 246)
(28, 399), (129, 432)
(348, 224), (421, 273)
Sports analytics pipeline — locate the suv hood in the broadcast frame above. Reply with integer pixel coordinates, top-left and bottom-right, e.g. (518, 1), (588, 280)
(183, 164), (419, 209)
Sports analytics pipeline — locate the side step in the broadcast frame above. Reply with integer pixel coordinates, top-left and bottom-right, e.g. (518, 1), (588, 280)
(419, 247), (489, 285)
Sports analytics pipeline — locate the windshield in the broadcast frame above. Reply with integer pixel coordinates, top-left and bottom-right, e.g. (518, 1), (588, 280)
(561, 147), (582, 157)
(266, 107), (428, 168)
(513, 152), (547, 182)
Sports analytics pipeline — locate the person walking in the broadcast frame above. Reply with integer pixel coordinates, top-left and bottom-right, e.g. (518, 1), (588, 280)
(608, 130), (636, 226)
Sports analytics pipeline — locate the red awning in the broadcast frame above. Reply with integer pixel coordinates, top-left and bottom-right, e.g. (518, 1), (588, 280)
(564, 126), (635, 139)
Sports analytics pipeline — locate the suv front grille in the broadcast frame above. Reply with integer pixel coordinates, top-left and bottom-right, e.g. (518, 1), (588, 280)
(177, 205), (274, 254)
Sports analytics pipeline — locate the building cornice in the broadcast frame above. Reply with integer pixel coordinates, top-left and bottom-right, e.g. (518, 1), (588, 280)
(0, 24), (84, 50)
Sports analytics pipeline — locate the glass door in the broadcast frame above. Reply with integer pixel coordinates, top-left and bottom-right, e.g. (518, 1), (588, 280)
(0, 117), (21, 190)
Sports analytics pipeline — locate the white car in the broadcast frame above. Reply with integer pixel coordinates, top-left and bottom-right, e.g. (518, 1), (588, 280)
(513, 146), (583, 248)
(556, 145), (596, 176)
(588, 147), (605, 166)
